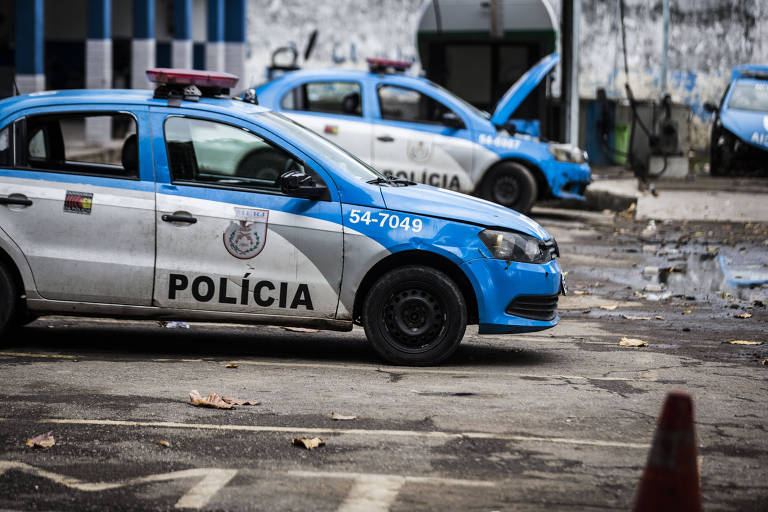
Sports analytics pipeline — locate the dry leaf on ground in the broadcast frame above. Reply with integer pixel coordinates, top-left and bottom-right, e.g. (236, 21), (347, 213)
(155, 440), (170, 447)
(189, 390), (233, 409)
(225, 363), (239, 368)
(726, 340), (763, 346)
(618, 337), (648, 348)
(221, 396), (261, 406)
(600, 304), (618, 311)
(331, 412), (357, 421)
(26, 431), (55, 449)
(762, 360), (768, 366)
(655, 315), (664, 320)
(573, 290), (590, 296)
(282, 327), (320, 333)
(734, 313), (753, 319)
(292, 437), (325, 450)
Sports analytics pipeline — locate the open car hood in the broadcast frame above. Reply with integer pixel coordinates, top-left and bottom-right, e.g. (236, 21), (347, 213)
(490, 53), (560, 127)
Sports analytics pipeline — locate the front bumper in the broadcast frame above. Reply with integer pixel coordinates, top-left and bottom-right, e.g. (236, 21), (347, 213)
(548, 161), (592, 201)
(460, 256), (563, 335)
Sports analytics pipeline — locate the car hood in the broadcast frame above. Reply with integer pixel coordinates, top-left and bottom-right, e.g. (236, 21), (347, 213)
(490, 53), (560, 127)
(380, 185), (551, 240)
(721, 108), (768, 150)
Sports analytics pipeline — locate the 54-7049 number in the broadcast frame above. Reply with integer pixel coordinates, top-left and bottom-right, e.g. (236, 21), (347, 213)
(348, 209), (423, 232)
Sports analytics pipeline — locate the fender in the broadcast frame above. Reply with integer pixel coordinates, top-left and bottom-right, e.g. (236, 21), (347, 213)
(0, 226), (40, 300)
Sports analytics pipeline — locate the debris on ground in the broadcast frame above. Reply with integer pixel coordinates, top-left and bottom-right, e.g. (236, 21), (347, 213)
(331, 412), (357, 421)
(155, 440), (170, 447)
(221, 396), (261, 406)
(292, 437), (325, 450)
(619, 337), (648, 348)
(622, 314), (652, 320)
(762, 360), (768, 366)
(726, 340), (763, 346)
(26, 431), (55, 449)
(225, 363), (239, 368)
(734, 312), (753, 319)
(600, 304), (618, 311)
(655, 315), (665, 320)
(189, 390), (233, 409)
(581, 309), (591, 314)
(282, 327), (320, 333)
(573, 290), (590, 295)
(644, 284), (663, 292)
(634, 291), (648, 299)
(159, 321), (190, 329)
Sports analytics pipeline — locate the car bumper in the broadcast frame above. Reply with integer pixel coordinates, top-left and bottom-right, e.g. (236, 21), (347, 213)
(549, 162), (592, 200)
(460, 257), (563, 335)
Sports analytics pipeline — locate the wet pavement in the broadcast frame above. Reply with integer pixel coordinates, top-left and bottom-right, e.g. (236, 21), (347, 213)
(0, 208), (767, 511)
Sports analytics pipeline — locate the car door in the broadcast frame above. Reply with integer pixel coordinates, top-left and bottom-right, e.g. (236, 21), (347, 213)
(0, 107), (155, 305)
(372, 83), (475, 192)
(150, 108), (343, 318)
(278, 80), (374, 162)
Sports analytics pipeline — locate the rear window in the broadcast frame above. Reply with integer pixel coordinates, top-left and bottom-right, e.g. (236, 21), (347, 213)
(281, 81), (362, 117)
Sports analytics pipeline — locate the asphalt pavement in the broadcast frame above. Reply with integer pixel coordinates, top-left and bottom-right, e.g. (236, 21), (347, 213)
(1, 206), (767, 511)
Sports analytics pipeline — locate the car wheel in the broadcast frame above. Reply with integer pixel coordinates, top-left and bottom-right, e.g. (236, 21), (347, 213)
(0, 263), (17, 339)
(480, 162), (538, 213)
(362, 265), (467, 366)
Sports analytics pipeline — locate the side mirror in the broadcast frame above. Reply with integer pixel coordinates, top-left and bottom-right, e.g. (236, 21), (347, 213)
(441, 111), (464, 129)
(280, 169), (327, 199)
(703, 102), (718, 114)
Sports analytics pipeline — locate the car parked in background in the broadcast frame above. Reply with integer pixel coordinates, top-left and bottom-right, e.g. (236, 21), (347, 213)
(254, 54), (591, 213)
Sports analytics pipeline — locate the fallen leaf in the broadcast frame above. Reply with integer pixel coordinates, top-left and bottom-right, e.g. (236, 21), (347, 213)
(221, 396), (261, 406)
(621, 314), (651, 320)
(726, 340), (763, 346)
(225, 363), (239, 368)
(762, 360), (768, 366)
(292, 437), (325, 450)
(26, 431), (55, 449)
(155, 440), (170, 447)
(283, 327), (320, 333)
(683, 309), (692, 314)
(331, 412), (357, 421)
(633, 291), (648, 299)
(573, 290), (590, 296)
(734, 313), (752, 319)
(618, 337), (648, 347)
(600, 304), (618, 311)
(581, 309), (591, 314)
(655, 315), (665, 320)
(189, 390), (233, 409)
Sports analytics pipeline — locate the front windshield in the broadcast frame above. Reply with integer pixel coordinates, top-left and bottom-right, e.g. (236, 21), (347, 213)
(726, 80), (768, 112)
(257, 111), (385, 182)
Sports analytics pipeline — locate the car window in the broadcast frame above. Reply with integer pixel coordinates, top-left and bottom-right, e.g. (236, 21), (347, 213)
(378, 84), (463, 127)
(726, 81), (768, 112)
(281, 81), (362, 117)
(21, 113), (138, 178)
(164, 116), (306, 191)
(0, 126), (11, 166)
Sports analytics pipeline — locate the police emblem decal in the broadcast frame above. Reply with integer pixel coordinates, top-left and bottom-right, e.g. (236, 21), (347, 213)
(406, 140), (433, 163)
(223, 208), (269, 259)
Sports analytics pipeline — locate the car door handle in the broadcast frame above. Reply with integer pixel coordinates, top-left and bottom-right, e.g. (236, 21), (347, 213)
(377, 135), (395, 143)
(162, 213), (197, 224)
(0, 195), (33, 206)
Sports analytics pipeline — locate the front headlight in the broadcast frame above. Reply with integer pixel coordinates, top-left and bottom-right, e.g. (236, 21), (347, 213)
(478, 229), (551, 263)
(548, 143), (588, 164)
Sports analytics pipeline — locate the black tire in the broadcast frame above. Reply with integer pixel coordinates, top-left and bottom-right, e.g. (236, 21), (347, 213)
(479, 162), (538, 213)
(0, 263), (17, 339)
(362, 265), (467, 366)
(709, 127), (727, 177)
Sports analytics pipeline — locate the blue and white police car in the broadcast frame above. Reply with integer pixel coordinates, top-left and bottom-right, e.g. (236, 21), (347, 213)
(0, 69), (564, 365)
(705, 64), (768, 176)
(254, 54), (591, 213)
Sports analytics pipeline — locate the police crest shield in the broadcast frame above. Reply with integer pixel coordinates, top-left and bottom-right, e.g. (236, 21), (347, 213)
(223, 208), (269, 259)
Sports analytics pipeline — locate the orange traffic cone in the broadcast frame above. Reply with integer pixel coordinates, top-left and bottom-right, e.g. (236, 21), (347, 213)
(634, 391), (701, 512)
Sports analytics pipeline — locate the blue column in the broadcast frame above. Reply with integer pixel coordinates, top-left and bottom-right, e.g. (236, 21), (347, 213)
(132, 0), (155, 89)
(86, 0), (113, 143)
(172, 0), (193, 69)
(205, 0), (224, 71)
(15, 0), (45, 93)
(224, 0), (246, 80)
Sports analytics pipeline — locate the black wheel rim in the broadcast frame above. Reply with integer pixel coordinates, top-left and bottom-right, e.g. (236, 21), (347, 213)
(382, 286), (447, 353)
(493, 175), (520, 205)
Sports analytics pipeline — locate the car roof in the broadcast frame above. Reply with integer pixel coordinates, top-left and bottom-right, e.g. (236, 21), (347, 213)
(0, 88), (270, 121)
(265, 68), (429, 86)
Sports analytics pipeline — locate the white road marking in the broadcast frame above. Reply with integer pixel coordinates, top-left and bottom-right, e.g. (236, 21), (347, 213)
(32, 418), (650, 450)
(0, 461), (236, 509)
(0, 351), (78, 359)
(288, 471), (495, 512)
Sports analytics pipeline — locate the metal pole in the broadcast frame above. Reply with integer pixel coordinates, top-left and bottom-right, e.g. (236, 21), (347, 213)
(661, 0), (669, 94)
(568, 0), (580, 145)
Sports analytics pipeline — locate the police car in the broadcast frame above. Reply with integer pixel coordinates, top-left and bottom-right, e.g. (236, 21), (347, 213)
(0, 69), (564, 365)
(254, 54), (591, 213)
(705, 65), (768, 176)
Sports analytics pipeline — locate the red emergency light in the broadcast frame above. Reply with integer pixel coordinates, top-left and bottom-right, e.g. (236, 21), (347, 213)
(146, 68), (240, 90)
(366, 58), (412, 74)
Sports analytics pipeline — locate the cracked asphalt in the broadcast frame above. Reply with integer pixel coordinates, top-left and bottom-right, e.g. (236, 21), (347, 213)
(1, 208), (766, 511)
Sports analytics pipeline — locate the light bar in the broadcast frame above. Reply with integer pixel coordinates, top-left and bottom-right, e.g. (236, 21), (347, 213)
(367, 58), (412, 73)
(146, 68), (239, 90)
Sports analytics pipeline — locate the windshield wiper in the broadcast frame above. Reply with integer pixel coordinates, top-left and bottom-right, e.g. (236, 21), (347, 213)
(366, 176), (417, 186)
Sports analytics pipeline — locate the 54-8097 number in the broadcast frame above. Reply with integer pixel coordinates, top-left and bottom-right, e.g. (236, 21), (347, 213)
(348, 209), (423, 233)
